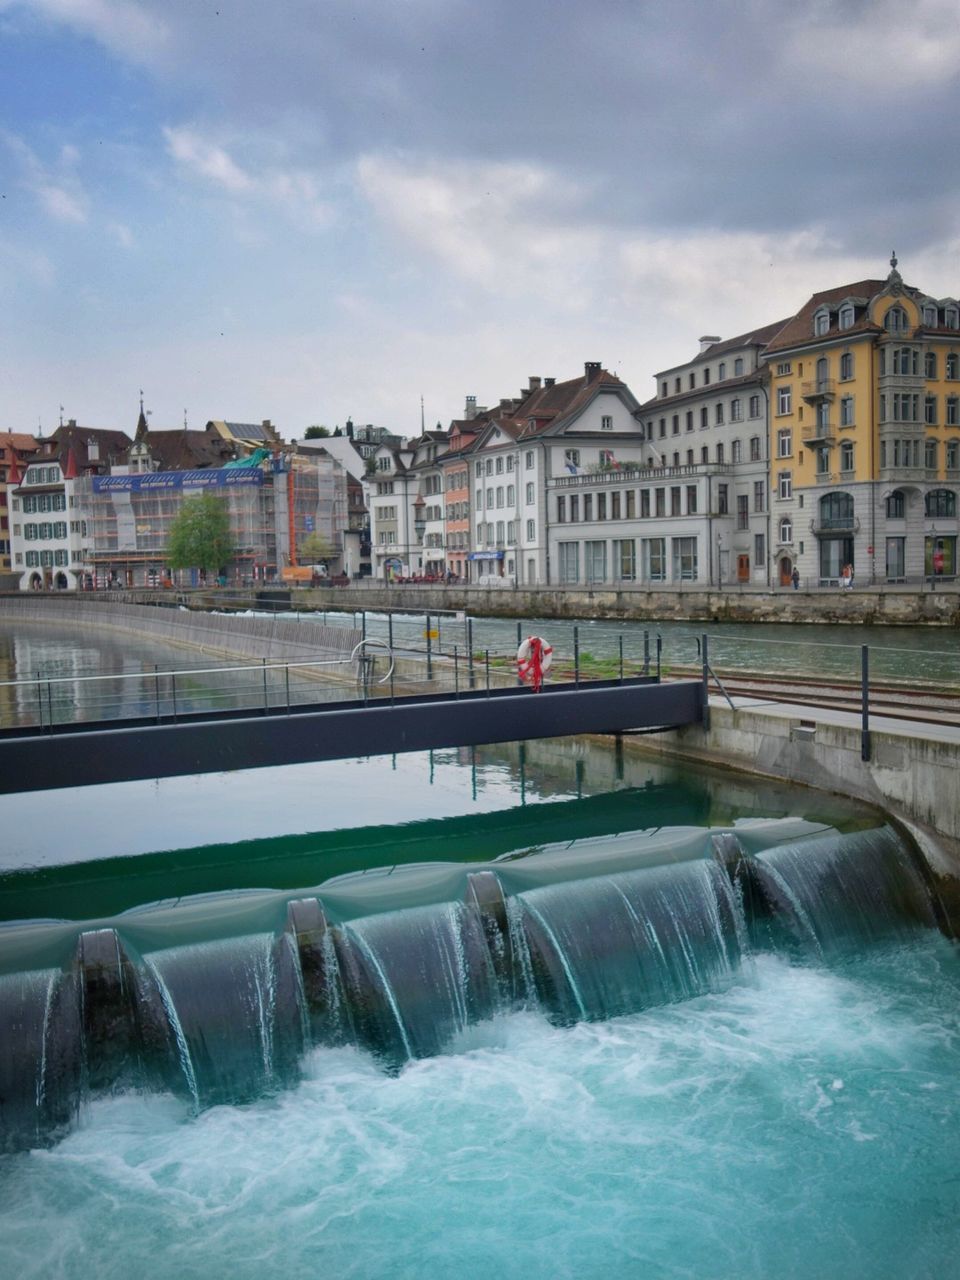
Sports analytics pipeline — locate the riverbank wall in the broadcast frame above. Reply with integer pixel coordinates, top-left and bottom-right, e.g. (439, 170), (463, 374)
(171, 582), (960, 627)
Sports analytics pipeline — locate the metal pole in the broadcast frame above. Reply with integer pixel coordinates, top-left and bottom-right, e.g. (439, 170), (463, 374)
(485, 649), (490, 694)
(618, 635), (624, 682)
(643, 630), (650, 676)
(155, 663), (161, 722)
(388, 611), (394, 652)
(426, 612), (432, 681)
(262, 657), (268, 712)
(574, 625), (580, 685)
(656, 634), (662, 681)
(172, 672), (178, 720)
(701, 633), (710, 731)
(861, 644), (871, 761)
(285, 664), (291, 712)
(47, 680), (54, 730)
(467, 618), (475, 689)
(454, 645), (459, 696)
(36, 673), (43, 729)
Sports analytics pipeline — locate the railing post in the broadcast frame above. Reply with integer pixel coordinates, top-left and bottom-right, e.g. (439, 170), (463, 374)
(861, 644), (871, 761)
(701, 633), (710, 731)
(285, 664), (291, 713)
(262, 657), (268, 712)
(643, 630), (650, 676)
(426, 612), (433, 681)
(36, 673), (43, 730)
(467, 618), (475, 689)
(618, 635), (624, 682)
(485, 649), (490, 694)
(388, 611), (394, 653)
(574, 625), (580, 686)
(171, 671), (178, 720)
(154, 663), (161, 722)
(454, 645), (460, 696)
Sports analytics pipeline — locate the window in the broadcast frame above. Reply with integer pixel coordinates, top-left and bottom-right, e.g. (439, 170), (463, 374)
(778, 470), (792, 499)
(689, 372), (696, 390)
(925, 396), (938, 425)
(686, 450), (694, 466)
(686, 411), (694, 432)
(686, 485), (697, 514)
(601, 415), (613, 431)
(700, 407), (709, 429)
(816, 446), (831, 475)
(840, 396), (855, 427)
(885, 306), (908, 333)
(925, 440), (938, 470)
(585, 541), (607, 584)
(947, 306), (960, 329)
(754, 481), (765, 512)
(839, 304), (854, 330)
(840, 441), (854, 473)
(718, 362), (726, 381)
(777, 428), (792, 457)
(655, 488), (665, 517)
(948, 398), (959, 426)
(564, 449), (580, 471)
(886, 491), (905, 518)
(737, 495), (749, 529)
(670, 487), (681, 516)
(616, 539), (636, 580)
(750, 436), (762, 461)
(703, 368), (710, 385)
(526, 519), (535, 540)
(495, 456), (504, 474)
(475, 462), (483, 477)
(926, 489), (956, 517)
(525, 451), (534, 469)
(506, 484), (516, 505)
(626, 490), (635, 518)
(506, 455), (514, 472)
(779, 517), (793, 543)
(659, 420), (666, 438)
(925, 352), (938, 379)
(948, 355), (959, 380)
(716, 443), (724, 464)
(496, 520), (505, 543)
(570, 495), (579, 521)
(948, 442), (959, 470)
(776, 362), (792, 376)
(840, 352), (854, 380)
(556, 496), (566, 523)
(475, 489), (483, 510)
(701, 446), (709, 464)
(732, 439), (742, 463)
(597, 493), (607, 520)
(672, 415), (680, 435)
(820, 492), (854, 527)
(640, 490), (649, 518)
(643, 537), (666, 582)
(814, 310), (830, 335)
(754, 533), (766, 567)
(717, 484), (728, 515)
(894, 346), (918, 376)
(611, 492), (621, 519)
(495, 486), (504, 508)
(730, 398), (742, 422)
(583, 494), (593, 521)
(672, 537), (698, 581)
(486, 487), (494, 507)
(777, 386), (792, 415)
(715, 403), (724, 425)
(558, 542), (579, 583)
(734, 358), (744, 376)
(749, 394), (760, 418)
(485, 459), (493, 475)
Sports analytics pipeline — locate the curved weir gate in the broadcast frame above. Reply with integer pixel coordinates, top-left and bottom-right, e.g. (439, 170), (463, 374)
(0, 817), (946, 1154)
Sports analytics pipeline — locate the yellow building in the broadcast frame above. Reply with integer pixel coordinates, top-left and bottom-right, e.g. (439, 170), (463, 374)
(763, 257), (960, 586)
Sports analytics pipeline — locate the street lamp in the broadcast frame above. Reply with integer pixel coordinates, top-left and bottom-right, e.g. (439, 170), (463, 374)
(716, 534), (723, 592)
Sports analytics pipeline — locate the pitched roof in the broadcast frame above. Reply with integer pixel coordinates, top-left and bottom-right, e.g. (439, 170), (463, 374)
(696, 318), (793, 360)
(763, 279), (888, 354)
(140, 429), (235, 470)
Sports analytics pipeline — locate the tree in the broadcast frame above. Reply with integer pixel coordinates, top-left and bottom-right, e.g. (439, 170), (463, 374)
(304, 425), (330, 439)
(168, 491), (234, 574)
(299, 531), (334, 564)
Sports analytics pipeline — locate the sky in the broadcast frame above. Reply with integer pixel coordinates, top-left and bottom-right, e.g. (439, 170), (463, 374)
(1, 0), (959, 441)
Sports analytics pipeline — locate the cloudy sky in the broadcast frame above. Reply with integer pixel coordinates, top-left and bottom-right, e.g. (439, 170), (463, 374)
(2, 0), (959, 439)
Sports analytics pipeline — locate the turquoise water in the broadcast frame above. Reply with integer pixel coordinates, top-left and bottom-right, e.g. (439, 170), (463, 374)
(1, 940), (957, 1279)
(1, 622), (957, 1277)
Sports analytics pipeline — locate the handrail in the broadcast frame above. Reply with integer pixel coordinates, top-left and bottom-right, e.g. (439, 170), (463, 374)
(351, 638), (396, 686)
(0, 654), (355, 693)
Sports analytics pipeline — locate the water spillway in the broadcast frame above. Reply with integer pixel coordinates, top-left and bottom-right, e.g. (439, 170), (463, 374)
(0, 818), (944, 1155)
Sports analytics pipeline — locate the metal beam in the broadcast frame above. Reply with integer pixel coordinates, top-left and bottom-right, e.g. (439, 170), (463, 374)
(0, 679), (704, 794)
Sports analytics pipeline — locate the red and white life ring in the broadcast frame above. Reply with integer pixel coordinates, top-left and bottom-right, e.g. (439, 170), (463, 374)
(517, 635), (553, 692)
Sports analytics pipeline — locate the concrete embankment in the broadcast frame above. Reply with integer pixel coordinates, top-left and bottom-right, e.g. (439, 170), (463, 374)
(0, 597), (361, 666)
(178, 582), (960, 627)
(629, 698), (960, 859)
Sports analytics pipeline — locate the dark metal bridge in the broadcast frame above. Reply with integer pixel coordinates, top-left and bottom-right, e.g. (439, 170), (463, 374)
(0, 676), (705, 794)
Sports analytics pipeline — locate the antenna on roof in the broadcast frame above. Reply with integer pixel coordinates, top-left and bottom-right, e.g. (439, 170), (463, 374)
(420, 395), (425, 434)
(184, 409), (188, 430)
(58, 405), (64, 428)
(139, 389), (144, 414)
(38, 416), (43, 438)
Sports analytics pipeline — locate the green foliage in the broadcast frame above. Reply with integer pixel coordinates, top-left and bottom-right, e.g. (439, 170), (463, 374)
(304, 425), (330, 439)
(299, 531), (334, 564)
(167, 491), (234, 573)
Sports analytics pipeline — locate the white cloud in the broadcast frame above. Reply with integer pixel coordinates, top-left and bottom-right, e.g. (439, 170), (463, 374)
(9, 0), (169, 61)
(2, 130), (88, 222)
(164, 124), (333, 229)
(107, 220), (135, 248)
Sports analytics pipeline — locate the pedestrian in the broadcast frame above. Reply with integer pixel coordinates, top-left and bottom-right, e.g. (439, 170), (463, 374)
(791, 567), (800, 590)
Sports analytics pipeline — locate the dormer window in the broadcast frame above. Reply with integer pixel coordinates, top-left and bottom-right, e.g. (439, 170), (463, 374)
(885, 306), (908, 333)
(946, 305), (960, 330)
(838, 304), (854, 330)
(87, 439), (99, 461)
(923, 304), (937, 326)
(814, 309), (830, 336)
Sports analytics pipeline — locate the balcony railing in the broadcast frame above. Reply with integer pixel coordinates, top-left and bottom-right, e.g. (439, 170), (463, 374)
(802, 379), (835, 401)
(553, 462), (730, 488)
(811, 515), (860, 535)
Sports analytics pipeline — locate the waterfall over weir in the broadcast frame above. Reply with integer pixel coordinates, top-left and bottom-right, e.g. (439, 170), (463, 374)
(0, 819), (943, 1154)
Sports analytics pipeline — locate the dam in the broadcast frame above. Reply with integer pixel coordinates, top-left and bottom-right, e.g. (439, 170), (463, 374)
(1, 614), (959, 1278)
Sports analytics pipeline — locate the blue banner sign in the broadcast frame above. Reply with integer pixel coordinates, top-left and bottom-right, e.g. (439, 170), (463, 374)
(468, 550), (504, 560)
(92, 469), (264, 493)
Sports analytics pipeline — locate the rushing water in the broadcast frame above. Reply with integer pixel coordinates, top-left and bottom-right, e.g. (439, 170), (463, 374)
(1, 620), (958, 1277)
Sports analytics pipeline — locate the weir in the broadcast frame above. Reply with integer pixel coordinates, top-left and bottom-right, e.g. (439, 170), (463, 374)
(0, 818), (944, 1154)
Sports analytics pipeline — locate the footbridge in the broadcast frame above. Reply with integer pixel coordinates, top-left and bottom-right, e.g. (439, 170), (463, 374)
(0, 672), (705, 794)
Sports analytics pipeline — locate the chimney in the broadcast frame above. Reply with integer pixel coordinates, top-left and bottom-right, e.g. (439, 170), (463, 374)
(699, 336), (721, 354)
(68, 418), (78, 428)
(465, 395), (477, 420)
(528, 376), (542, 391)
(345, 418), (354, 439)
(499, 399), (512, 410)
(584, 362), (602, 382)
(544, 377), (555, 388)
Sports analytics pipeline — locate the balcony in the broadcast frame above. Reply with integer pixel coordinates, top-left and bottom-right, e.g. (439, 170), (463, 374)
(811, 515), (860, 536)
(802, 422), (835, 445)
(801, 379), (835, 402)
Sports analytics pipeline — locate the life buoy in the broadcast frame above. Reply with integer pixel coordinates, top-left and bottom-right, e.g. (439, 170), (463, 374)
(516, 635), (553, 692)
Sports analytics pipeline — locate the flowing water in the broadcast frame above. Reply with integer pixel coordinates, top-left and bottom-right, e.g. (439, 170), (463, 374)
(1, 622), (958, 1277)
